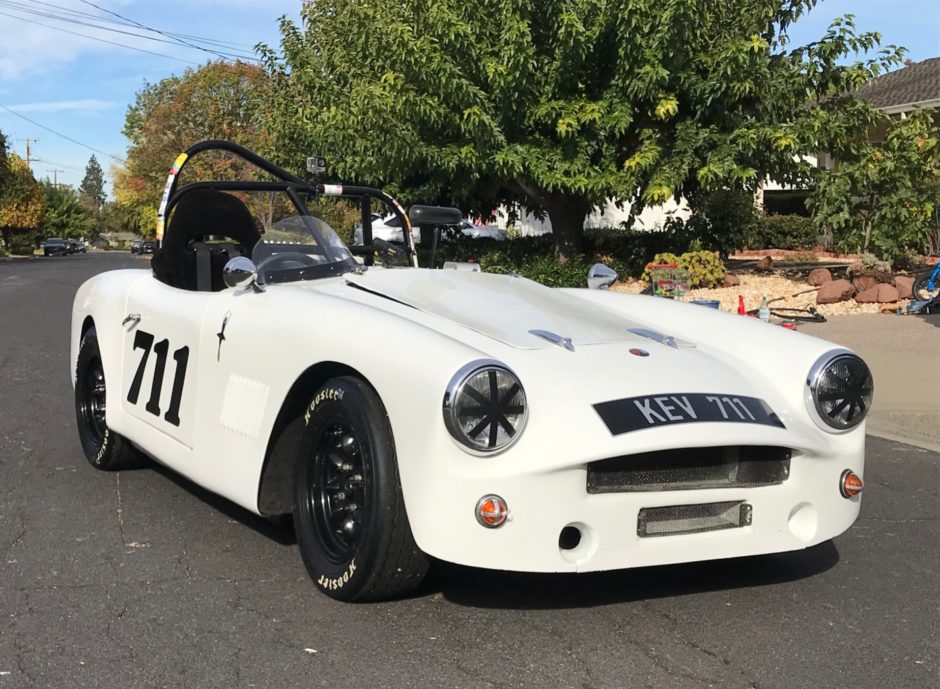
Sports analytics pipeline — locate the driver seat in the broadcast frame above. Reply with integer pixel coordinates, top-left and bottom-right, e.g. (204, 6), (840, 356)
(152, 189), (262, 291)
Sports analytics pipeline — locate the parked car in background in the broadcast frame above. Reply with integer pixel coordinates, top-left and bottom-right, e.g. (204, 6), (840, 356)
(354, 213), (507, 245)
(41, 238), (71, 256)
(130, 239), (143, 254)
(69, 240), (87, 254)
(139, 241), (157, 255)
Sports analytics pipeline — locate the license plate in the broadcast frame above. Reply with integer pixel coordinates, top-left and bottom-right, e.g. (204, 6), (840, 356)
(594, 393), (785, 436)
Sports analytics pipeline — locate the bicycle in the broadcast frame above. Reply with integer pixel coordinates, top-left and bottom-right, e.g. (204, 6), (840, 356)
(912, 262), (940, 302)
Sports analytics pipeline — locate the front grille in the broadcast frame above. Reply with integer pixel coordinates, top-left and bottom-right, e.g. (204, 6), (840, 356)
(637, 501), (752, 537)
(587, 446), (790, 494)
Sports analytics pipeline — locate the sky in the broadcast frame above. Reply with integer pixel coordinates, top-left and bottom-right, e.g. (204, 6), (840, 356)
(0, 0), (937, 194)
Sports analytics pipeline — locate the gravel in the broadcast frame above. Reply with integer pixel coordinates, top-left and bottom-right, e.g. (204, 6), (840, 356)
(612, 274), (911, 317)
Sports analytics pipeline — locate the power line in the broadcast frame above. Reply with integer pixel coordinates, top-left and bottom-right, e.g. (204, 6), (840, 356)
(0, 9), (202, 65)
(76, 0), (258, 62)
(0, 0), (259, 58)
(0, 1), (256, 60)
(0, 104), (125, 164)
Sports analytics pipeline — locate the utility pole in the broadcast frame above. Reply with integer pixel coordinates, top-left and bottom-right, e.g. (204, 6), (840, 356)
(17, 138), (38, 166)
(47, 169), (63, 187)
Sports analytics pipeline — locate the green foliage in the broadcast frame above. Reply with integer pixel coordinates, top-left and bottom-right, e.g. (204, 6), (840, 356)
(749, 214), (818, 249)
(685, 191), (759, 258)
(810, 108), (940, 261)
(261, 1), (902, 261)
(677, 251), (727, 288)
(79, 155), (106, 212)
(417, 227), (694, 286)
(42, 181), (93, 239)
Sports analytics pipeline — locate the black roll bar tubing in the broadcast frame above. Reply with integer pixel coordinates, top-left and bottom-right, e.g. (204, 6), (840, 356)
(160, 140), (417, 266)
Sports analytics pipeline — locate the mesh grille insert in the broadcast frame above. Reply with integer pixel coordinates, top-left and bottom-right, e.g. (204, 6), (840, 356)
(587, 446), (790, 494)
(638, 501), (752, 537)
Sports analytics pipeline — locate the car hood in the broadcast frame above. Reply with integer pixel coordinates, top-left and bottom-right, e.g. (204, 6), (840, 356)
(345, 268), (655, 349)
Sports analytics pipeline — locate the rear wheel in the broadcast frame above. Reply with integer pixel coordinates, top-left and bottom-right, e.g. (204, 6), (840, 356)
(75, 327), (145, 470)
(293, 376), (428, 601)
(912, 272), (939, 302)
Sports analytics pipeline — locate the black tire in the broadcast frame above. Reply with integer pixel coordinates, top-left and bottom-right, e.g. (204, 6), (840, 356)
(912, 272), (939, 302)
(293, 376), (428, 602)
(75, 327), (145, 471)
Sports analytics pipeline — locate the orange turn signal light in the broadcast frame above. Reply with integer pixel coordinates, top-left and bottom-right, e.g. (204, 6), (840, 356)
(840, 470), (864, 498)
(475, 495), (508, 528)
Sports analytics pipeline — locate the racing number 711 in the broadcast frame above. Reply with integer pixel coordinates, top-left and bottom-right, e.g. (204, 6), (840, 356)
(126, 330), (189, 427)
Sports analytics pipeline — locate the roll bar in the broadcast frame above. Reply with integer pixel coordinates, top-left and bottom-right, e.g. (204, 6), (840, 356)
(155, 140), (418, 267)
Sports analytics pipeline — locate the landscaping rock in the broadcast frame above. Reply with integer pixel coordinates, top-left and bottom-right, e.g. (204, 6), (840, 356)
(855, 283), (899, 303)
(816, 279), (856, 304)
(807, 268), (832, 286)
(755, 256), (773, 272)
(852, 275), (881, 292)
(722, 273), (741, 287)
(894, 275), (914, 300)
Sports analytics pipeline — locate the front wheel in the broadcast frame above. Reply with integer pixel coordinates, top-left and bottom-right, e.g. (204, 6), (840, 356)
(293, 376), (428, 601)
(912, 271), (939, 302)
(75, 327), (145, 471)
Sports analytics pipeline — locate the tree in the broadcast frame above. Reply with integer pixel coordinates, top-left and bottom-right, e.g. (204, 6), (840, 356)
(810, 109), (940, 258)
(114, 61), (273, 235)
(42, 180), (93, 239)
(0, 130), (10, 200)
(79, 155), (106, 212)
(0, 154), (45, 251)
(260, 1), (902, 261)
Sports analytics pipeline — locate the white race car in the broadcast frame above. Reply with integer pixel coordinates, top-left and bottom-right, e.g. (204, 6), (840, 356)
(71, 141), (872, 601)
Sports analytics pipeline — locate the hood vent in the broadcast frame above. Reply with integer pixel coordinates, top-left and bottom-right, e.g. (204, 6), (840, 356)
(529, 329), (575, 352)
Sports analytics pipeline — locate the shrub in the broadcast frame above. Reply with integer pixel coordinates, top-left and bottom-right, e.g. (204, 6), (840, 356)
(777, 250), (819, 265)
(749, 215), (817, 250)
(677, 251), (726, 288)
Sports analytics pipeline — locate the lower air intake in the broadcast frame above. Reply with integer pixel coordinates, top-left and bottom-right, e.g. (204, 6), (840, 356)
(587, 446), (791, 493)
(637, 501), (752, 538)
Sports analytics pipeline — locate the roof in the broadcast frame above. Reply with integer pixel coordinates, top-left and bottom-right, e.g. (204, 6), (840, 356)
(853, 58), (940, 111)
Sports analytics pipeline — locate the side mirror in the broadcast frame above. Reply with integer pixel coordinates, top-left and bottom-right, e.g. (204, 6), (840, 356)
(587, 263), (618, 290)
(223, 256), (260, 290)
(408, 205), (463, 226)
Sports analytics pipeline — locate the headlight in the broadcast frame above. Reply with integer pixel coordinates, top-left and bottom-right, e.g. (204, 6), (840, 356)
(443, 361), (527, 454)
(806, 350), (873, 431)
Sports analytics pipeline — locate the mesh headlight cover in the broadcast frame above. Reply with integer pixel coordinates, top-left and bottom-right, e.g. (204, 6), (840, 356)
(808, 352), (874, 431)
(444, 363), (527, 453)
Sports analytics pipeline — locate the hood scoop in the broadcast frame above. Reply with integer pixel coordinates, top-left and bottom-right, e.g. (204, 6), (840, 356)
(529, 329), (576, 352)
(628, 327), (697, 349)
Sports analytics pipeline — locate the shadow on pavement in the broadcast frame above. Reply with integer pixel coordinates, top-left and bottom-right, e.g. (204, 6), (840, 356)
(427, 541), (840, 610)
(148, 461), (297, 546)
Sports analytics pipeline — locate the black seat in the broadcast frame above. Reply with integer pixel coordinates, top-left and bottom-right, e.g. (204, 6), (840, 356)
(152, 189), (261, 291)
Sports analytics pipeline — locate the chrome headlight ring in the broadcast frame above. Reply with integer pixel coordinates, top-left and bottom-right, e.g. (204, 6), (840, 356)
(443, 360), (528, 455)
(805, 349), (874, 432)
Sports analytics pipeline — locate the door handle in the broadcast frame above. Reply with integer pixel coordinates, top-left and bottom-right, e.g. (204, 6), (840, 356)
(122, 313), (141, 328)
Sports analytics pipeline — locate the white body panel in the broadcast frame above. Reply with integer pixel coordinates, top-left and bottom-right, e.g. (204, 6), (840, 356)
(72, 267), (865, 573)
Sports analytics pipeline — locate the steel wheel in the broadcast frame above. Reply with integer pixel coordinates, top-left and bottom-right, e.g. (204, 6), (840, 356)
(310, 420), (367, 563)
(78, 355), (107, 447)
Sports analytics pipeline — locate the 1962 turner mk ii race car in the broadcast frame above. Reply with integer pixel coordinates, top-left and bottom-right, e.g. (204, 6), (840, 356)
(71, 141), (873, 601)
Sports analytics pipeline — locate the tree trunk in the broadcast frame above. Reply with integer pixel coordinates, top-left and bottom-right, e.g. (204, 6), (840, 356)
(545, 194), (590, 263)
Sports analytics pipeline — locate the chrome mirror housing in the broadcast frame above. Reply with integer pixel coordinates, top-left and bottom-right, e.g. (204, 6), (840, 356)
(223, 256), (260, 290)
(587, 263), (618, 290)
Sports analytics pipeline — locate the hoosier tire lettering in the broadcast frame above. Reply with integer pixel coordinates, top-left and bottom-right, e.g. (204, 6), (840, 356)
(317, 560), (357, 590)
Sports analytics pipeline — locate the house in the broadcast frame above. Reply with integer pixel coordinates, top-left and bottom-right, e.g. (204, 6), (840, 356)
(759, 57), (940, 214)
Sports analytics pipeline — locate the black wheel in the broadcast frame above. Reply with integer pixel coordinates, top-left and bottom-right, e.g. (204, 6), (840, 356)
(293, 376), (428, 601)
(912, 272), (939, 302)
(75, 327), (145, 471)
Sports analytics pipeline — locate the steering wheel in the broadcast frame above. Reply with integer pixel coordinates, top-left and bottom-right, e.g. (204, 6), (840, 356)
(256, 251), (320, 272)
